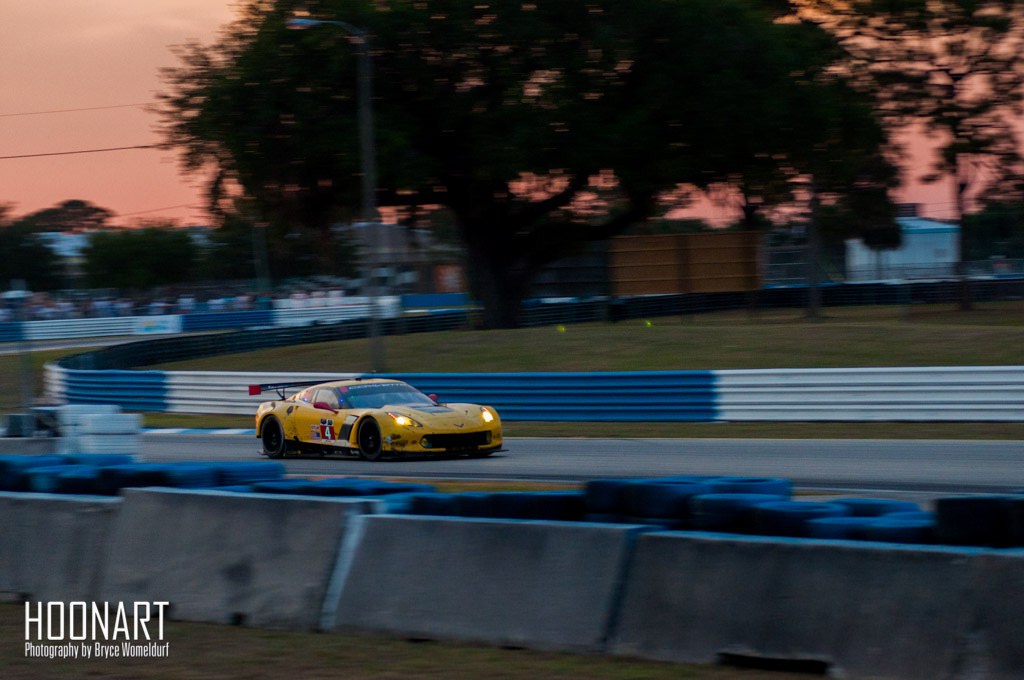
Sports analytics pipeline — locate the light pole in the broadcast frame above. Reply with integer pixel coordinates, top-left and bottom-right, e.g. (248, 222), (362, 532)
(288, 17), (386, 372)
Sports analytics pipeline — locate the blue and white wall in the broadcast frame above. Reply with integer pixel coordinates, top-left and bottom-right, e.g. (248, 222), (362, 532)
(43, 365), (1024, 421)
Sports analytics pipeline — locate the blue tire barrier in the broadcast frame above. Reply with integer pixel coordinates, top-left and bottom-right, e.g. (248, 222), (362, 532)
(455, 492), (494, 517)
(622, 481), (714, 520)
(807, 516), (883, 540)
(585, 513), (627, 524)
(754, 501), (851, 538)
(935, 495), (1013, 547)
(23, 465), (97, 494)
(55, 466), (105, 495)
(211, 461), (287, 486)
(210, 485), (255, 493)
(690, 493), (789, 533)
(863, 518), (935, 544)
(1006, 497), (1024, 546)
(832, 498), (921, 517)
(706, 477), (793, 498)
(883, 511), (936, 522)
(249, 480), (310, 494)
(408, 492), (461, 516)
(159, 462), (221, 488)
(0, 454), (69, 491)
(247, 478), (436, 498)
(64, 454), (138, 467)
(657, 475), (722, 484)
(382, 482), (436, 495)
(97, 463), (217, 493)
(621, 516), (687, 530)
(97, 464), (174, 493)
(490, 491), (587, 521)
(358, 480), (436, 496)
(294, 479), (376, 496)
(372, 491), (424, 513)
(585, 478), (642, 514)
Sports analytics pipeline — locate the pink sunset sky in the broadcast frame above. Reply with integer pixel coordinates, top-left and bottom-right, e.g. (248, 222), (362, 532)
(0, 1), (957, 229)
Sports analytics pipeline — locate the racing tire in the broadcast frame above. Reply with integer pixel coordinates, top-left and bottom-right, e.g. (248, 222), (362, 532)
(260, 417), (287, 459)
(357, 418), (384, 461)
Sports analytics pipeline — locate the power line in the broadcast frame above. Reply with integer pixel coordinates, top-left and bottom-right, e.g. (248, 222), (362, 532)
(117, 204), (199, 218)
(0, 145), (158, 160)
(0, 103), (150, 118)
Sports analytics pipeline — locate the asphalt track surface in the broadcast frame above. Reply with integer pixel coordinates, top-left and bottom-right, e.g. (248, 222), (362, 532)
(141, 433), (1024, 495)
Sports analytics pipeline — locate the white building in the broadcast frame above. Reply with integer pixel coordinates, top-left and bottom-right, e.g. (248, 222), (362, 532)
(845, 216), (959, 282)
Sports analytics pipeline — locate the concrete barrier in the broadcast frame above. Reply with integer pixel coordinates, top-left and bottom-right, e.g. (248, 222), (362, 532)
(968, 551), (1024, 678)
(56, 405), (138, 455)
(329, 515), (648, 651)
(0, 491), (121, 602)
(609, 531), (980, 679)
(101, 489), (382, 630)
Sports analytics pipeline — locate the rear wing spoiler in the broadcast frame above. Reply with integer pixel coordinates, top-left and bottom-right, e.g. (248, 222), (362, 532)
(248, 380), (326, 398)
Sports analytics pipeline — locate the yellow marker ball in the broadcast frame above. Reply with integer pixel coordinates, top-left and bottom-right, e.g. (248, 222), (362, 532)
(644, 320), (653, 327)
(556, 325), (567, 333)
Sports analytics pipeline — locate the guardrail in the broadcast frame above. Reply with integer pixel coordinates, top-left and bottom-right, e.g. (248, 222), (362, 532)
(42, 365), (1024, 421)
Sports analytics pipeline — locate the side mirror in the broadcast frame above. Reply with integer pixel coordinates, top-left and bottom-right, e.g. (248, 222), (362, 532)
(428, 394), (439, 405)
(313, 401), (337, 412)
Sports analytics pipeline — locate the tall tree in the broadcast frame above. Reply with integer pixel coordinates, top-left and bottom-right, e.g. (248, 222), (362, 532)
(794, 0), (1024, 306)
(158, 0), (892, 327)
(83, 227), (199, 290)
(961, 200), (1024, 259)
(0, 204), (64, 291)
(15, 199), (114, 232)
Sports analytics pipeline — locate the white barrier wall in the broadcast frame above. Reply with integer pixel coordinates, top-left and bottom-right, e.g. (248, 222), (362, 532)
(716, 366), (1024, 421)
(163, 371), (360, 416)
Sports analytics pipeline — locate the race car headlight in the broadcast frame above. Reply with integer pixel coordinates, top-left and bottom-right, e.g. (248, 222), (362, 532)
(481, 407), (495, 423)
(387, 412), (422, 427)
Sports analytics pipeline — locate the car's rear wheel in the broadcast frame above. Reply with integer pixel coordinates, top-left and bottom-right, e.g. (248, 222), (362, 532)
(357, 418), (383, 461)
(261, 416), (287, 459)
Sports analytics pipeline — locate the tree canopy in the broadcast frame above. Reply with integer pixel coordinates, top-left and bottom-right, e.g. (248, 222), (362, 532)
(0, 204), (66, 292)
(159, 0), (897, 326)
(82, 227), (199, 290)
(795, 0), (1024, 246)
(14, 199), (114, 233)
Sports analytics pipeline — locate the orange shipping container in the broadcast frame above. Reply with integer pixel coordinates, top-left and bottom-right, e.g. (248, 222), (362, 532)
(609, 232), (761, 295)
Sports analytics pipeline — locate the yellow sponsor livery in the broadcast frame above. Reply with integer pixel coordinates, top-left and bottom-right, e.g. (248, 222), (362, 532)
(251, 378), (503, 461)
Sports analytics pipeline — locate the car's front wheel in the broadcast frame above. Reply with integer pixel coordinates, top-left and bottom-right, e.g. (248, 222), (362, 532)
(357, 418), (383, 461)
(261, 416), (287, 459)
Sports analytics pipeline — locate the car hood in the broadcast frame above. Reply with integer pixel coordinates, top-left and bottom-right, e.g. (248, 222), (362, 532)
(385, 403), (486, 427)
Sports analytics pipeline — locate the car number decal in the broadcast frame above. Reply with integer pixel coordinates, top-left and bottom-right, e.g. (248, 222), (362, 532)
(312, 418), (336, 442)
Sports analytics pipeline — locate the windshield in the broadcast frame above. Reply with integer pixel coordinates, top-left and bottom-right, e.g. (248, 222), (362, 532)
(340, 383), (435, 409)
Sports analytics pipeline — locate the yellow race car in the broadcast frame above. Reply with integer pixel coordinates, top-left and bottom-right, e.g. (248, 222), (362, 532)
(250, 378), (503, 460)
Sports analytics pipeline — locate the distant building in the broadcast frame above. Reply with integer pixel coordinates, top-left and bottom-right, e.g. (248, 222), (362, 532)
(346, 221), (464, 293)
(845, 212), (959, 282)
(36, 231), (90, 259)
(37, 231), (92, 283)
